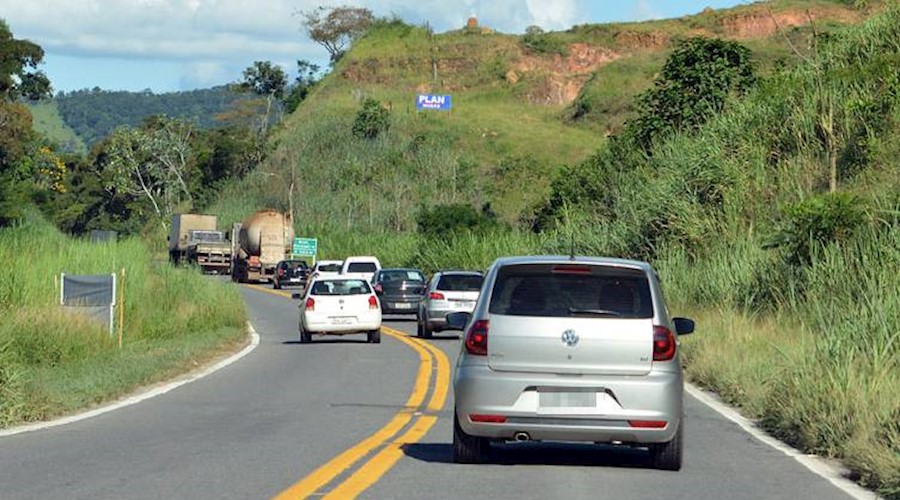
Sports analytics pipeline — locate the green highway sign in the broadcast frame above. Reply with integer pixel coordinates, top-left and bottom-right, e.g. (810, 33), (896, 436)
(292, 237), (318, 257)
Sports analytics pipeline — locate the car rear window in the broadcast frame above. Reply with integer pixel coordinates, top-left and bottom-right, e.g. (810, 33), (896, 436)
(380, 270), (424, 282)
(436, 274), (483, 292)
(317, 263), (342, 273)
(489, 264), (653, 319)
(347, 262), (378, 273)
(284, 261), (308, 269)
(310, 280), (371, 296)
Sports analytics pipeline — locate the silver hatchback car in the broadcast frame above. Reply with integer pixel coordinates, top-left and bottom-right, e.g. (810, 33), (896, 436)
(449, 256), (695, 470)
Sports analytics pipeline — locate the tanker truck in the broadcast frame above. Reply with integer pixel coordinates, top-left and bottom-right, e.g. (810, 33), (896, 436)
(231, 210), (295, 283)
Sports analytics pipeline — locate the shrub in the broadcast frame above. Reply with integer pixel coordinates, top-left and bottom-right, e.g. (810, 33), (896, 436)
(416, 203), (501, 237)
(767, 192), (867, 266)
(352, 98), (390, 140)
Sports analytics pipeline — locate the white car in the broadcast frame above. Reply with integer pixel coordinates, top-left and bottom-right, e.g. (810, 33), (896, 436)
(340, 256), (382, 282)
(309, 259), (344, 281)
(299, 277), (382, 343)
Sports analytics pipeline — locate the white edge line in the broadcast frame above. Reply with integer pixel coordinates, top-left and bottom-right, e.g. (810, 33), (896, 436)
(686, 383), (882, 500)
(0, 322), (261, 438)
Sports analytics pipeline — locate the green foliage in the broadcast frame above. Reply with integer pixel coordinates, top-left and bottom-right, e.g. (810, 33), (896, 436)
(628, 37), (757, 149)
(0, 19), (51, 101)
(415, 203), (502, 237)
(767, 192), (867, 266)
(521, 25), (569, 56)
(54, 87), (247, 147)
(352, 98), (390, 139)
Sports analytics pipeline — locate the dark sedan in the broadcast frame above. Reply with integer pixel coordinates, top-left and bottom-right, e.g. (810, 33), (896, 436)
(273, 259), (310, 289)
(371, 268), (426, 315)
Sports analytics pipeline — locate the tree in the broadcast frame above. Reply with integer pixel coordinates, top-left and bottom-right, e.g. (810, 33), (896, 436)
(103, 117), (195, 225)
(283, 60), (321, 114)
(299, 6), (374, 63)
(628, 37), (756, 149)
(0, 19), (52, 101)
(234, 61), (288, 135)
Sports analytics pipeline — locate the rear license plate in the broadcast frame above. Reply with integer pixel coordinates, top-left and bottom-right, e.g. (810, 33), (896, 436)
(539, 392), (597, 408)
(394, 303), (412, 309)
(330, 317), (353, 325)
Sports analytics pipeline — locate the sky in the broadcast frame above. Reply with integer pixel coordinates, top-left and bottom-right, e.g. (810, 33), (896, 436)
(2, 0), (750, 94)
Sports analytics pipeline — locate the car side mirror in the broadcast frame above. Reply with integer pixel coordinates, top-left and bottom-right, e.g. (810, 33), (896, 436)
(445, 312), (471, 331)
(673, 317), (695, 335)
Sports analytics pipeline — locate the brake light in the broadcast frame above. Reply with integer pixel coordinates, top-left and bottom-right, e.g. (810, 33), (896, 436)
(464, 320), (489, 356)
(653, 325), (677, 361)
(278, 269), (285, 277)
(374, 283), (383, 293)
(552, 264), (592, 274)
(628, 420), (667, 428)
(429, 292), (445, 300)
(469, 414), (506, 423)
(305, 298), (315, 311)
(368, 295), (378, 309)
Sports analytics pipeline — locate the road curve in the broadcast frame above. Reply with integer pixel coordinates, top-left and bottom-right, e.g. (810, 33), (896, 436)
(0, 285), (869, 499)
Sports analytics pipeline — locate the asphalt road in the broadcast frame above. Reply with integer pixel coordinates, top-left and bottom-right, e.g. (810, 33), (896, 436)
(0, 285), (864, 500)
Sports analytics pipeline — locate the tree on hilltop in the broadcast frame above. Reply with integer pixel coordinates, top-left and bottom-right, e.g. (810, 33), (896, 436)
(299, 6), (374, 63)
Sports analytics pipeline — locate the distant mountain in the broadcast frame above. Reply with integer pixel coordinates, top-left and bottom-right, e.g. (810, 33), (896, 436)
(52, 86), (249, 147)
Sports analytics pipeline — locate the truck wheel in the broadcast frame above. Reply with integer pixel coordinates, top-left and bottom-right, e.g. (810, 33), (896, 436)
(367, 330), (381, 344)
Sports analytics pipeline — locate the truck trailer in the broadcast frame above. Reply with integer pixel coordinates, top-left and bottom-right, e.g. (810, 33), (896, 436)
(231, 210), (295, 283)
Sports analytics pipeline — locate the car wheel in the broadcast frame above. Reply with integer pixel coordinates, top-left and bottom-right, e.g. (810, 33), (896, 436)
(274, 281), (281, 289)
(416, 319), (424, 338)
(368, 329), (381, 344)
(453, 413), (488, 464)
(649, 422), (683, 471)
(422, 322), (433, 339)
(299, 324), (312, 344)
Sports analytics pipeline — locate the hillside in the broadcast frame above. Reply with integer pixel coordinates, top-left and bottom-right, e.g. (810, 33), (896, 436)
(212, 0), (873, 228)
(28, 101), (86, 154)
(44, 86), (248, 148)
(210, 1), (900, 496)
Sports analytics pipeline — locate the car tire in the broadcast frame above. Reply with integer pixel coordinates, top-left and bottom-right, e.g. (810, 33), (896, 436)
(416, 320), (424, 338)
(368, 329), (381, 344)
(422, 322), (433, 339)
(274, 281), (281, 289)
(453, 413), (488, 464)
(299, 324), (312, 344)
(649, 422), (683, 471)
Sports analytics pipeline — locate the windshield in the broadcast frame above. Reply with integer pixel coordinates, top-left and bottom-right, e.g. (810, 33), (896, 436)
(489, 264), (653, 318)
(436, 274), (483, 292)
(310, 280), (372, 296)
(347, 262), (378, 273)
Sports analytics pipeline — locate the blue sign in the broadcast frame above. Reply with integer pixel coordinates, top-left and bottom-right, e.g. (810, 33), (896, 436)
(416, 94), (452, 111)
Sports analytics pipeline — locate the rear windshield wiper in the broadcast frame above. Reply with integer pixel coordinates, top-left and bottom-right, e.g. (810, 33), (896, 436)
(567, 307), (621, 317)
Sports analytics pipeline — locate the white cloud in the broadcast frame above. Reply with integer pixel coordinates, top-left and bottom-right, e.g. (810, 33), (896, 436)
(632, 0), (662, 21)
(524, 0), (579, 30)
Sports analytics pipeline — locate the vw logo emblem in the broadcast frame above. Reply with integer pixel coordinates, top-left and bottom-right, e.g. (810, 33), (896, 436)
(561, 329), (579, 347)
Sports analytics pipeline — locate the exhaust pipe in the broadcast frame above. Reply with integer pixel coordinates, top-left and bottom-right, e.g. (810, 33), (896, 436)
(513, 432), (530, 442)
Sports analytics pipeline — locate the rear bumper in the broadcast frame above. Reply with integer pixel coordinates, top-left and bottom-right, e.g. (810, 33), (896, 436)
(424, 306), (473, 330)
(453, 364), (683, 444)
(303, 311), (382, 334)
(380, 296), (421, 314)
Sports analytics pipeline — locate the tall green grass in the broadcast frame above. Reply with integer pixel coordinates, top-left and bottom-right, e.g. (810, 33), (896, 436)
(0, 213), (246, 428)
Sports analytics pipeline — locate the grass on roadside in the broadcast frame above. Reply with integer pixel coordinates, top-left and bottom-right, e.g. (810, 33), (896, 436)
(0, 213), (247, 428)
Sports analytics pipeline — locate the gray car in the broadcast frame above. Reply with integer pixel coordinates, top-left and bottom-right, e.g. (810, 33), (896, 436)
(417, 271), (483, 338)
(449, 256), (695, 469)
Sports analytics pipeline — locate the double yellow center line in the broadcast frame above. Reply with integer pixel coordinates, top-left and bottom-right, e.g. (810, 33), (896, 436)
(247, 285), (450, 499)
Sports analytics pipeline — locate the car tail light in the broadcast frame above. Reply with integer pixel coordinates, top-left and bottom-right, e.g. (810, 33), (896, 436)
(464, 320), (489, 356)
(278, 268), (285, 277)
(368, 295), (378, 309)
(429, 292), (445, 300)
(469, 414), (506, 423)
(653, 325), (677, 361)
(305, 298), (315, 311)
(374, 283), (383, 293)
(628, 420), (667, 428)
